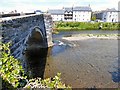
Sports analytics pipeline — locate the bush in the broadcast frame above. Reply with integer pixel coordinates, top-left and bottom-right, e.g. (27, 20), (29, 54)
(0, 42), (27, 89)
(0, 42), (71, 89)
(24, 73), (71, 89)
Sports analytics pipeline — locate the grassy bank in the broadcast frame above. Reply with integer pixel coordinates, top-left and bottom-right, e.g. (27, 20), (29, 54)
(53, 21), (120, 31)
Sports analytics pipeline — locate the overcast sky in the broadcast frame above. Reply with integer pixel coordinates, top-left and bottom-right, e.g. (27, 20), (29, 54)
(0, 0), (119, 13)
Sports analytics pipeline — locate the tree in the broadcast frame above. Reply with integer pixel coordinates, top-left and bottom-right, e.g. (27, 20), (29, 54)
(91, 13), (96, 21)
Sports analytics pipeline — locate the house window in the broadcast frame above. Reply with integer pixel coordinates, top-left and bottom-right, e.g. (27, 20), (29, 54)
(112, 19), (114, 22)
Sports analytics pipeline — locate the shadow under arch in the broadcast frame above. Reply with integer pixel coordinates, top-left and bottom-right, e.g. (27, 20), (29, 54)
(24, 26), (49, 79)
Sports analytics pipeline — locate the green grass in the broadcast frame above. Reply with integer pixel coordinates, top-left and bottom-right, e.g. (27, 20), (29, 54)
(53, 21), (119, 31)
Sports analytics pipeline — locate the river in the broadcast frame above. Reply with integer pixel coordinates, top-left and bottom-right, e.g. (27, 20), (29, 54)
(27, 30), (119, 88)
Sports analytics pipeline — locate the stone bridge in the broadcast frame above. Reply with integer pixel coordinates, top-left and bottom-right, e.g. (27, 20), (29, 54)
(1, 14), (53, 60)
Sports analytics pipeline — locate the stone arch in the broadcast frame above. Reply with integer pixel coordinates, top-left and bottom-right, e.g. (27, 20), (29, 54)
(27, 26), (45, 46)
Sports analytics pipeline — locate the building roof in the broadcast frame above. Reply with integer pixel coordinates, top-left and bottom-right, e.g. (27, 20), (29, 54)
(64, 7), (73, 12)
(102, 8), (118, 12)
(106, 8), (117, 12)
(73, 6), (92, 11)
(94, 8), (119, 15)
(48, 6), (92, 15)
(48, 9), (64, 15)
(64, 6), (92, 12)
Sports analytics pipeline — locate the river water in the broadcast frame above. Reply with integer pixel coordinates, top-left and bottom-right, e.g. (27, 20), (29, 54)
(27, 30), (119, 88)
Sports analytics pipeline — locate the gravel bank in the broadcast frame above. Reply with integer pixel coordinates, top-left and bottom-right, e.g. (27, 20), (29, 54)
(62, 34), (119, 41)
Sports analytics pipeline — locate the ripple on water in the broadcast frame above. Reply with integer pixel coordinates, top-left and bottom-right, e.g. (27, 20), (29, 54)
(52, 40), (76, 56)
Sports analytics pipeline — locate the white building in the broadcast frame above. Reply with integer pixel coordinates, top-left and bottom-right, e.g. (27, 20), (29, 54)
(119, 2), (120, 22)
(48, 6), (92, 22)
(48, 9), (64, 21)
(64, 7), (73, 22)
(73, 6), (92, 22)
(95, 8), (119, 22)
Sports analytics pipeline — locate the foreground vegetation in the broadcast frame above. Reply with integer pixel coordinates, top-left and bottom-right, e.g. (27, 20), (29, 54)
(0, 42), (71, 89)
(53, 21), (120, 31)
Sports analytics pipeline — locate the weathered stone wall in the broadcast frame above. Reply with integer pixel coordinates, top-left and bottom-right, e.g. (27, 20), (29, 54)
(0, 14), (53, 60)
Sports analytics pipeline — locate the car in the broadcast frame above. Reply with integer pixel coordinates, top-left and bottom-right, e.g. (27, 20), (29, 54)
(34, 10), (43, 14)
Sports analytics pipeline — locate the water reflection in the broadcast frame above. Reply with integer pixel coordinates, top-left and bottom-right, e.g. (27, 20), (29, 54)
(110, 69), (120, 83)
(24, 26), (49, 79)
(25, 47), (48, 78)
(109, 58), (120, 83)
(24, 40), (70, 78)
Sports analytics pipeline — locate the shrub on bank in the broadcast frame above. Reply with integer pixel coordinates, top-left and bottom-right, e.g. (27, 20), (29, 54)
(0, 42), (27, 89)
(0, 42), (71, 89)
(24, 73), (71, 89)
